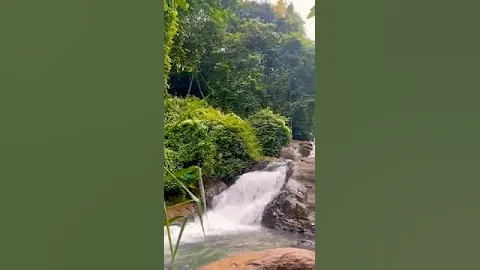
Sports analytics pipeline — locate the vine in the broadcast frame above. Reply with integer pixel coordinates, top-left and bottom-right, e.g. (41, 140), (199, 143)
(164, 0), (188, 91)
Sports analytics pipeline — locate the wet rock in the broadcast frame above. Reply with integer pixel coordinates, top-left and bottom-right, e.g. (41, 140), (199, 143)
(204, 179), (228, 209)
(264, 160), (289, 172)
(261, 178), (315, 234)
(298, 142), (313, 157)
(299, 141), (314, 151)
(281, 140), (314, 160)
(197, 247), (315, 270)
(280, 146), (298, 160)
(295, 239), (315, 251)
(249, 159), (272, 172)
(261, 154), (315, 235)
(298, 149), (310, 158)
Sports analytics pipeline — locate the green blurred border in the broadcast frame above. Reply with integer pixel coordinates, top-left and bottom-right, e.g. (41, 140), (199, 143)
(315, 0), (480, 269)
(160, 0), (166, 265)
(314, 0), (320, 265)
(1, 0), (165, 269)
(3, 0), (480, 269)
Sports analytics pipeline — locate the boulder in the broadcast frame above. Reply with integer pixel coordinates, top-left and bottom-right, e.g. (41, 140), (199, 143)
(261, 156), (315, 234)
(204, 179), (228, 209)
(198, 247), (315, 270)
(295, 239), (315, 251)
(280, 147), (298, 160)
(298, 144), (312, 157)
(249, 159), (273, 172)
(281, 140), (314, 160)
(261, 179), (314, 234)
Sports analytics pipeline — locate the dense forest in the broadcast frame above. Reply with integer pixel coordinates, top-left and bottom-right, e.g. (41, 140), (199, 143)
(164, 0), (315, 200)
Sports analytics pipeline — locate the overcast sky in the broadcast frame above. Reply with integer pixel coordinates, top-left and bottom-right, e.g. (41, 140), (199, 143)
(252, 0), (315, 40)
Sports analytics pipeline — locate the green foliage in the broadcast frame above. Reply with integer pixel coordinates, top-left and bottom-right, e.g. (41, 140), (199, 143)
(164, 147), (179, 187)
(164, 95), (208, 267)
(165, 119), (215, 197)
(164, 96), (206, 124)
(195, 107), (261, 180)
(164, 96), (208, 198)
(164, 97), (261, 189)
(164, 0), (316, 191)
(164, 165), (206, 267)
(249, 108), (291, 157)
(307, 6), (315, 19)
(163, 0), (316, 262)
(291, 100), (315, 140)
(167, 1), (315, 139)
(169, 0), (230, 74)
(164, 0), (189, 90)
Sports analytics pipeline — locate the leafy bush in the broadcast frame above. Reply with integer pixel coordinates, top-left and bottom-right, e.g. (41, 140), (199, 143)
(164, 147), (182, 197)
(165, 96), (206, 124)
(164, 97), (208, 197)
(249, 108), (292, 157)
(164, 97), (261, 193)
(165, 119), (215, 197)
(196, 107), (261, 181)
(166, 120), (215, 171)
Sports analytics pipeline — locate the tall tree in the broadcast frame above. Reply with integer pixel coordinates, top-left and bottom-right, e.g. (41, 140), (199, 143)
(166, 0), (316, 140)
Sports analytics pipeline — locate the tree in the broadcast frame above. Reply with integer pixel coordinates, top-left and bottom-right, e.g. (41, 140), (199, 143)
(166, 0), (315, 140)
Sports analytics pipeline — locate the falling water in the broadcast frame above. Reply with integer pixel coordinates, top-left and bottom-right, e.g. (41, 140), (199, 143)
(165, 162), (288, 246)
(164, 158), (315, 269)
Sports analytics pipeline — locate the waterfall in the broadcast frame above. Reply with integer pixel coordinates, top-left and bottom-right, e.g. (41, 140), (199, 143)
(165, 162), (288, 245)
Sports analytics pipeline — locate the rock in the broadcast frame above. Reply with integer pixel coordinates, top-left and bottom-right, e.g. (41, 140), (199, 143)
(261, 155), (315, 234)
(297, 141), (313, 157)
(249, 159), (273, 172)
(264, 160), (288, 172)
(295, 239), (315, 251)
(298, 148), (311, 158)
(281, 140), (314, 160)
(280, 147), (297, 160)
(197, 247), (315, 270)
(204, 179), (228, 209)
(261, 179), (314, 234)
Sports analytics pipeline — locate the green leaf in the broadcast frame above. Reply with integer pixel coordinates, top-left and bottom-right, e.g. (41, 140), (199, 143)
(167, 215), (186, 225)
(307, 6), (315, 19)
(164, 202), (174, 262)
(166, 199), (194, 211)
(171, 216), (188, 261)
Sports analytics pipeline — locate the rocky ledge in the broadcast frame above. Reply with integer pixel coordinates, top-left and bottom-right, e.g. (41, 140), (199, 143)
(198, 247), (315, 270)
(261, 141), (315, 236)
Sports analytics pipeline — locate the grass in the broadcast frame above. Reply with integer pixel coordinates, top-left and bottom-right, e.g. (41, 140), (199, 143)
(164, 165), (206, 267)
(164, 101), (207, 267)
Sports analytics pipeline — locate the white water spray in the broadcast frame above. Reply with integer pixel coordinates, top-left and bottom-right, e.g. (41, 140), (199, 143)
(165, 163), (288, 245)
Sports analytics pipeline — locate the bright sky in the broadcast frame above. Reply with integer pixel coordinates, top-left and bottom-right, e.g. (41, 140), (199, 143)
(253, 0), (315, 40)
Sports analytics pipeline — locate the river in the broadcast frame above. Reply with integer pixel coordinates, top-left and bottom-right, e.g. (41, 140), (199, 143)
(164, 161), (308, 269)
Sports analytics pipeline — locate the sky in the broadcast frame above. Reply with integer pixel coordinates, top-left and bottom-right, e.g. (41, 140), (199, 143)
(252, 0), (315, 40)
